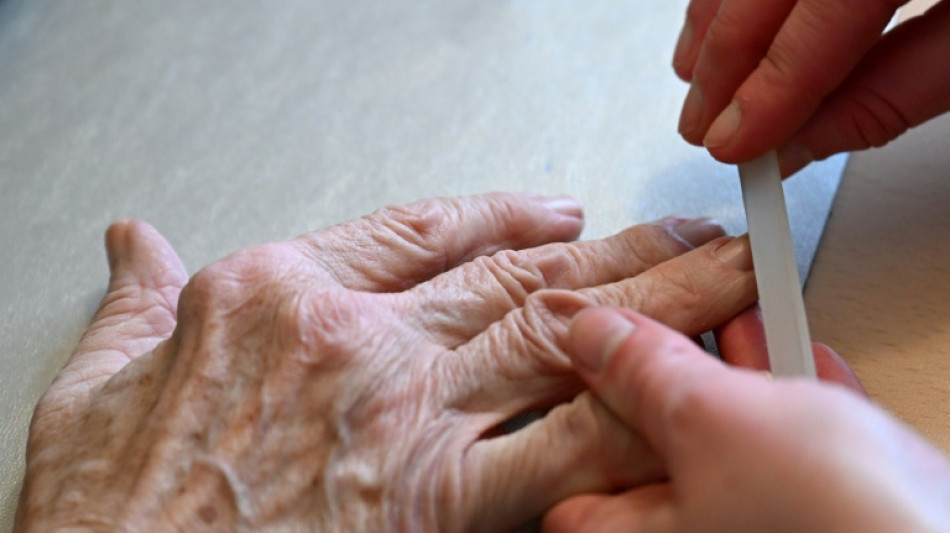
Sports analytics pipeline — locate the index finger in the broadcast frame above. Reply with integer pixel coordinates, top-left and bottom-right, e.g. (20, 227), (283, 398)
(295, 193), (584, 292)
(692, 0), (907, 162)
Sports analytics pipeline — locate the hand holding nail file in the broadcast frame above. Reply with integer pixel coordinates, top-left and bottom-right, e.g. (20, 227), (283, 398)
(738, 151), (817, 379)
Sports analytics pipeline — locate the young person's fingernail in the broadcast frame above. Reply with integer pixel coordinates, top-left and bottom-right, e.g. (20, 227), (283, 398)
(678, 83), (704, 138)
(673, 17), (695, 74)
(704, 101), (741, 148)
(778, 143), (814, 176)
(571, 308), (636, 373)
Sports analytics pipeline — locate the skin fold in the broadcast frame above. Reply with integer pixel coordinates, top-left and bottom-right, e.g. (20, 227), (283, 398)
(16, 192), (758, 532)
(543, 307), (950, 532)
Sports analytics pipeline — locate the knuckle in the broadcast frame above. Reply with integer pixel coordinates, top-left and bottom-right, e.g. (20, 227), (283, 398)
(297, 289), (378, 356)
(175, 245), (328, 359)
(615, 223), (687, 268)
(369, 200), (449, 253)
(218, 242), (304, 281)
(701, 10), (766, 66)
(28, 391), (71, 441)
(609, 265), (704, 321)
(179, 243), (303, 314)
(656, 266), (705, 311)
(754, 46), (824, 114)
(178, 268), (240, 315)
(536, 244), (596, 288)
(481, 192), (523, 223)
(844, 86), (911, 149)
(511, 290), (594, 372)
(756, 51), (819, 107)
(472, 249), (549, 306)
(704, 10), (743, 49)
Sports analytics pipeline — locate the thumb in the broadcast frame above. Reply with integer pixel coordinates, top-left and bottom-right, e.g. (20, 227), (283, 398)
(47, 219), (187, 406)
(566, 306), (733, 457)
(543, 485), (674, 533)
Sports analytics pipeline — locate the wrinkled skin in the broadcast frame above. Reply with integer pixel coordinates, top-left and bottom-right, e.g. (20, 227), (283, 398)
(16, 193), (757, 532)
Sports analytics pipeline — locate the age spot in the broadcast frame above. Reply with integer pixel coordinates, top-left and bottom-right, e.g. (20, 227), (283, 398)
(198, 505), (217, 524)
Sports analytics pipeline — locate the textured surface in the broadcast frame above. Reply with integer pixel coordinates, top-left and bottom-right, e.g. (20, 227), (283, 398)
(0, 1), (845, 528)
(806, 0), (950, 453)
(807, 113), (950, 452)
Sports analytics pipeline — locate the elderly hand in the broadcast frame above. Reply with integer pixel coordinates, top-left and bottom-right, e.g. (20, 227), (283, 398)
(674, 0), (950, 174)
(544, 306), (950, 532)
(16, 193), (756, 531)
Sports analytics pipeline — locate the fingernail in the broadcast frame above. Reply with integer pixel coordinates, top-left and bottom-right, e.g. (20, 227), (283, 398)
(777, 143), (814, 176)
(671, 217), (725, 247)
(703, 101), (741, 148)
(105, 219), (133, 271)
(713, 234), (753, 271)
(541, 196), (583, 218)
(657, 215), (688, 225)
(672, 17), (695, 75)
(571, 308), (636, 373)
(678, 83), (704, 138)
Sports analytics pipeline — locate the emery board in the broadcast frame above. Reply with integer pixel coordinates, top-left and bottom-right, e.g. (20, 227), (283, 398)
(739, 151), (817, 379)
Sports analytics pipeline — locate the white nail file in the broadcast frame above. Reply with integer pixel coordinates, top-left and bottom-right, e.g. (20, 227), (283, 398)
(738, 151), (816, 379)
